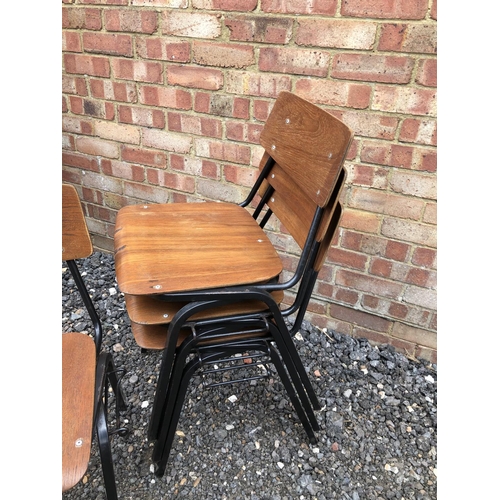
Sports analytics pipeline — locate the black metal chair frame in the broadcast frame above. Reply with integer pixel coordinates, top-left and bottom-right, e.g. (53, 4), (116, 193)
(146, 174), (345, 452)
(151, 316), (319, 477)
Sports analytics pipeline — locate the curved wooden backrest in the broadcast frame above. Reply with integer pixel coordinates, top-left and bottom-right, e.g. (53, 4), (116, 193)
(62, 184), (93, 261)
(257, 92), (352, 249)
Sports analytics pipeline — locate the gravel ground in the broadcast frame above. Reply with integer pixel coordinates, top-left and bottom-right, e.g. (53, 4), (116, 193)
(62, 251), (437, 500)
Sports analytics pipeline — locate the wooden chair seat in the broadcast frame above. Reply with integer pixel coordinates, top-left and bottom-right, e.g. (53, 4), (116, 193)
(124, 289), (284, 326)
(114, 202), (283, 296)
(62, 332), (96, 492)
(130, 320), (275, 351)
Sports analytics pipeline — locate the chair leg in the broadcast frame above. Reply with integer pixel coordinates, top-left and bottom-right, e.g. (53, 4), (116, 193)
(266, 322), (320, 432)
(267, 344), (317, 443)
(96, 402), (119, 500)
(270, 312), (321, 411)
(153, 354), (204, 477)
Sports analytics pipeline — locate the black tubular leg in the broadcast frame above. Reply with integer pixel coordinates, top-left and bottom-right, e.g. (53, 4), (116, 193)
(266, 305), (321, 411)
(153, 354), (210, 477)
(105, 355), (128, 414)
(268, 344), (317, 443)
(67, 259), (103, 353)
(266, 322), (320, 432)
(151, 320), (269, 461)
(96, 402), (119, 500)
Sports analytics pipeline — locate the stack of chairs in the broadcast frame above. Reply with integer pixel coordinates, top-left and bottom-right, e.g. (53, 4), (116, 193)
(112, 91), (353, 477)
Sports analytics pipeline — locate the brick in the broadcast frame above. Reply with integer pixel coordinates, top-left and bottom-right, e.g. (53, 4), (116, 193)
(411, 247), (436, 269)
(76, 136), (120, 158)
(330, 303), (392, 333)
(168, 112), (222, 138)
(341, 0), (428, 20)
(63, 76), (88, 96)
(226, 16), (293, 44)
(336, 269), (403, 300)
(223, 164), (258, 187)
(381, 218), (436, 247)
(90, 79), (137, 103)
(389, 171), (436, 199)
(196, 177), (248, 203)
(259, 47), (330, 77)
(63, 116), (94, 135)
(142, 128), (192, 153)
(111, 58), (163, 83)
(63, 152), (99, 172)
(400, 118), (437, 146)
(104, 9), (157, 34)
(379, 23), (437, 54)
(193, 41), (255, 68)
(118, 105), (165, 128)
(63, 31), (82, 52)
(162, 11), (221, 39)
(160, 171), (196, 193)
(416, 58), (437, 87)
(296, 79), (371, 109)
(62, 134), (75, 150)
(373, 85), (436, 116)
(431, 0), (437, 20)
(69, 96), (114, 120)
(406, 267), (435, 288)
(101, 159), (145, 182)
(262, 0), (337, 15)
(167, 65), (223, 90)
(336, 110), (399, 140)
(64, 54), (110, 77)
(296, 19), (376, 50)
(423, 203), (436, 225)
(192, 0), (258, 10)
(350, 187), (425, 220)
(170, 155), (220, 179)
(123, 181), (171, 204)
(327, 247), (367, 270)
(121, 145), (167, 168)
(94, 120), (141, 144)
(331, 53), (414, 84)
(402, 285), (436, 310)
(80, 0), (128, 4)
(139, 85), (192, 109)
(62, 7), (102, 30)
(339, 208), (380, 233)
(194, 138), (251, 165)
(385, 240), (410, 262)
(82, 32), (133, 56)
(225, 71), (291, 97)
(136, 37), (190, 62)
(226, 122), (263, 144)
(132, 0), (187, 5)
(350, 164), (389, 189)
(369, 257), (392, 278)
(253, 99), (272, 120)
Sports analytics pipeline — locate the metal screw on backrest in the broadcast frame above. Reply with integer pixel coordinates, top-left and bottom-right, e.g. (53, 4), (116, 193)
(154, 285), (162, 290)
(75, 439), (83, 447)
(328, 153), (333, 159)
(285, 118), (290, 124)
(271, 145), (276, 150)
(163, 314), (169, 318)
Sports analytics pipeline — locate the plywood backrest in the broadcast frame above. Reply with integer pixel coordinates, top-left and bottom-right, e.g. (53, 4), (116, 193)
(62, 184), (93, 261)
(257, 92), (352, 249)
(259, 91), (353, 208)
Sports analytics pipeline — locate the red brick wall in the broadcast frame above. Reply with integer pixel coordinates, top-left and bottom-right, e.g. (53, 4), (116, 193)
(62, 0), (437, 363)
